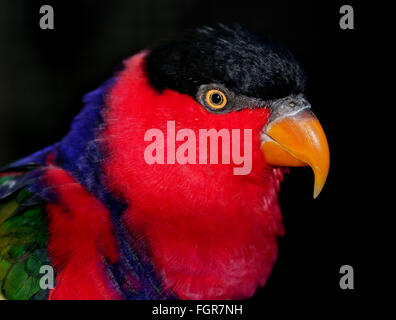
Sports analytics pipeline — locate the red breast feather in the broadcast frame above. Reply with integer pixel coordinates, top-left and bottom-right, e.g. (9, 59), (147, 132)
(45, 167), (121, 300)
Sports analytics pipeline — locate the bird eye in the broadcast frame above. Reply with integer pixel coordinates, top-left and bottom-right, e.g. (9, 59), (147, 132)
(206, 89), (227, 109)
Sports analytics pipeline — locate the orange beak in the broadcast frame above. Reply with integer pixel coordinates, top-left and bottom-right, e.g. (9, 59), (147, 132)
(261, 108), (330, 198)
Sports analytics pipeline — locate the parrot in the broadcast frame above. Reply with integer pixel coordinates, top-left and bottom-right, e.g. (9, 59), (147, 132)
(0, 25), (329, 300)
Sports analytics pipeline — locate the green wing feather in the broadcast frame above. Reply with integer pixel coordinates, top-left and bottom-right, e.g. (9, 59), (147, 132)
(0, 174), (51, 300)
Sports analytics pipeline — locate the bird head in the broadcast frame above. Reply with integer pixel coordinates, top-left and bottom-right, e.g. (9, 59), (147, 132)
(103, 25), (329, 202)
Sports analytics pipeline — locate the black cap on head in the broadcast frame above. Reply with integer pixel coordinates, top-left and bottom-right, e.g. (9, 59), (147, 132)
(145, 24), (307, 101)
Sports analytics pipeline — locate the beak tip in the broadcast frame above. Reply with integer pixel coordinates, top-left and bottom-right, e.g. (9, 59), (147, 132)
(313, 171), (329, 199)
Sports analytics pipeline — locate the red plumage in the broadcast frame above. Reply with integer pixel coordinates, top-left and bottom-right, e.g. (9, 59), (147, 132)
(45, 166), (121, 300)
(101, 52), (285, 299)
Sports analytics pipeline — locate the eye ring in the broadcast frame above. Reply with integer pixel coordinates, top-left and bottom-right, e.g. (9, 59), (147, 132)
(205, 89), (227, 109)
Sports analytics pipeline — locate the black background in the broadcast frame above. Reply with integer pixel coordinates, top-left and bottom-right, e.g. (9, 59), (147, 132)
(0, 0), (382, 314)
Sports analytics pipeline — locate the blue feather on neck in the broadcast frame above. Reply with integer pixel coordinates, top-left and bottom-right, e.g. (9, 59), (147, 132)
(54, 77), (177, 300)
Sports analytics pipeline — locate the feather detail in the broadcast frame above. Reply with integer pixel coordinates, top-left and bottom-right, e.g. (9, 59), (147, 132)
(0, 171), (51, 300)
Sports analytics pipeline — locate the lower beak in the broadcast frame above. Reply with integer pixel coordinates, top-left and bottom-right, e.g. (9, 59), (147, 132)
(261, 109), (330, 198)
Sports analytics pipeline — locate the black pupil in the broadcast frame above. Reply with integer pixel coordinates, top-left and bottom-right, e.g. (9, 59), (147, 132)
(211, 92), (223, 105)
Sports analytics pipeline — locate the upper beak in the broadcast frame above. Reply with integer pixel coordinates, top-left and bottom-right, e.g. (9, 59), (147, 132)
(261, 108), (330, 198)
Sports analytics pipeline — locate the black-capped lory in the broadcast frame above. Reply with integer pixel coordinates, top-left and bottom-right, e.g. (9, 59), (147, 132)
(0, 25), (329, 300)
